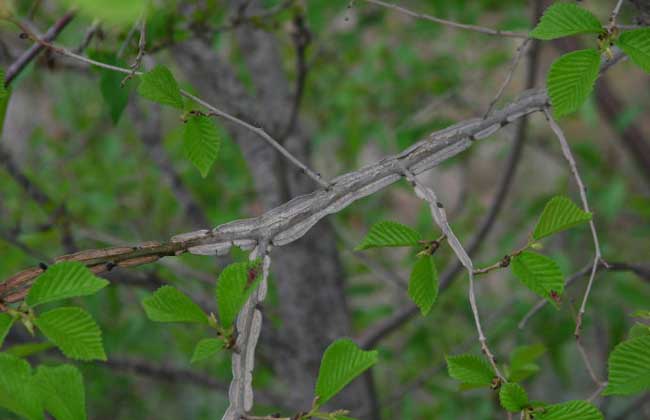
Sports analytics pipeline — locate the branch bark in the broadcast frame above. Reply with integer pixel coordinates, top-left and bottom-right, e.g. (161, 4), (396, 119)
(0, 88), (550, 305)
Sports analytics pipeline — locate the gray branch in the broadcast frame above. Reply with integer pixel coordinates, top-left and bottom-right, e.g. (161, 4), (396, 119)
(174, 89), (548, 256)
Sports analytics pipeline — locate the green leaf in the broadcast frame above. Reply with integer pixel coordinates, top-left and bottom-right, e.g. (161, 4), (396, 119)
(355, 221), (422, 250)
(315, 339), (378, 406)
(499, 382), (529, 412)
(509, 344), (546, 382)
(629, 323), (650, 338)
(0, 353), (43, 420)
(533, 196), (592, 240)
(65, 0), (145, 23)
(6, 342), (55, 358)
(0, 68), (7, 99)
(530, 3), (602, 40)
(183, 115), (221, 177)
(34, 307), (106, 361)
(446, 354), (495, 387)
(616, 28), (650, 73)
(604, 335), (650, 395)
(632, 309), (650, 319)
(536, 400), (603, 420)
(0, 313), (15, 348)
(511, 251), (564, 307)
(88, 51), (131, 124)
(34, 365), (86, 420)
(142, 286), (208, 324)
(26, 261), (109, 307)
(191, 338), (224, 363)
(99, 58), (130, 124)
(0, 84), (12, 139)
(137, 65), (184, 109)
(548, 49), (601, 117)
(408, 256), (439, 316)
(215, 261), (263, 330)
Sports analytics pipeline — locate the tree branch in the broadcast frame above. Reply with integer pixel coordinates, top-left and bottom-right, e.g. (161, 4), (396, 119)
(4, 11), (75, 86)
(544, 109), (604, 338)
(360, 0), (528, 38)
(399, 164), (504, 379)
(223, 243), (271, 420)
(1, 88), (551, 308)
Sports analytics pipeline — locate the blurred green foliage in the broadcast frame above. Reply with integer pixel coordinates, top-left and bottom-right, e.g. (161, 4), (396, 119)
(1, 0), (649, 419)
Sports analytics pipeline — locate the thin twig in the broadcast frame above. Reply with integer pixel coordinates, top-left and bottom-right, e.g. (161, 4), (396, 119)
(7, 22), (330, 189)
(360, 0), (528, 38)
(484, 38), (531, 118)
(117, 19), (140, 58)
(543, 109), (604, 338)
(576, 337), (604, 387)
(73, 20), (101, 54)
(4, 11), (75, 86)
(587, 380), (608, 402)
(473, 243), (528, 276)
(122, 15), (147, 85)
(609, 0), (626, 29)
(399, 163), (504, 380)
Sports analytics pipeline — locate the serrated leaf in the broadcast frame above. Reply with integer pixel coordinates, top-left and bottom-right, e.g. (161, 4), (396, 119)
(137, 65), (184, 109)
(34, 307), (106, 361)
(511, 252), (564, 307)
(616, 28), (650, 73)
(142, 286), (208, 324)
(548, 49), (601, 117)
(216, 261), (263, 330)
(191, 338), (224, 363)
(315, 339), (378, 406)
(35, 365), (86, 420)
(65, 0), (145, 23)
(509, 344), (546, 382)
(26, 261), (109, 307)
(0, 353), (43, 420)
(536, 400), (603, 420)
(0, 313), (15, 348)
(531, 3), (602, 40)
(446, 354), (495, 387)
(183, 115), (221, 177)
(604, 335), (650, 395)
(355, 221), (422, 250)
(499, 383), (529, 412)
(408, 256), (439, 316)
(533, 196), (592, 240)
